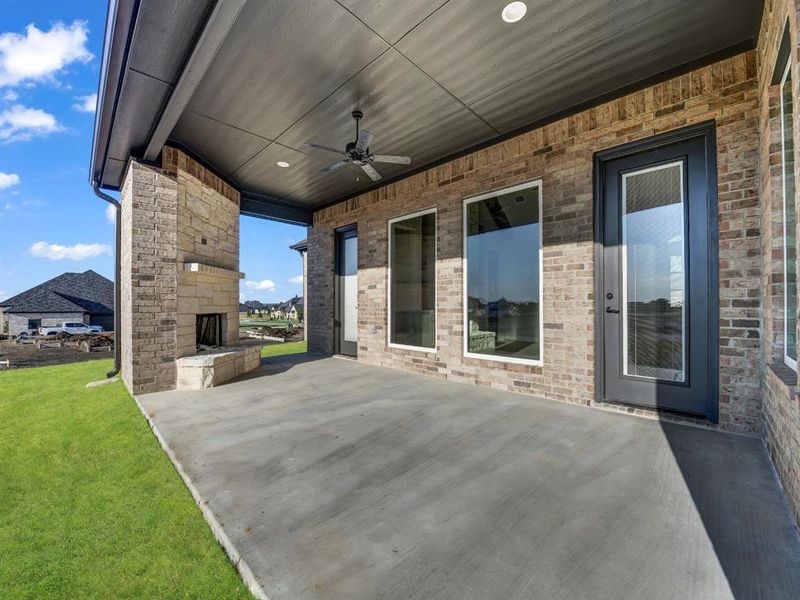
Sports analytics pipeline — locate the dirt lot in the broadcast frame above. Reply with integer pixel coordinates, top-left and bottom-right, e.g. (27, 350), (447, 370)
(0, 339), (114, 370)
(0, 334), (301, 370)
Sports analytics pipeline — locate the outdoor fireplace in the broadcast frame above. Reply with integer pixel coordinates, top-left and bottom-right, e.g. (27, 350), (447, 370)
(196, 313), (222, 349)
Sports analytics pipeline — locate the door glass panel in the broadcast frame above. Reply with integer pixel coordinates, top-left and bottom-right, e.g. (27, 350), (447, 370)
(622, 162), (685, 381)
(342, 235), (358, 343)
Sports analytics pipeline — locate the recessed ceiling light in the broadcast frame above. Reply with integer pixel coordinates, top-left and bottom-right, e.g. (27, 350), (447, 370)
(276, 161), (290, 168)
(501, 1), (527, 23)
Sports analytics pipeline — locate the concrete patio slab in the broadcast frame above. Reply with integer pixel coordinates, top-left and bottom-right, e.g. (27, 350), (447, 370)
(139, 354), (800, 600)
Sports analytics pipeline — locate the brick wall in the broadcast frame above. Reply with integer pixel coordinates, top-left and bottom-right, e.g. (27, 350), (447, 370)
(120, 160), (178, 395)
(308, 51), (761, 433)
(757, 0), (800, 526)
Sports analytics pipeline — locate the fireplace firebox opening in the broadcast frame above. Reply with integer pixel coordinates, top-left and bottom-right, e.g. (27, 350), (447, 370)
(196, 313), (223, 350)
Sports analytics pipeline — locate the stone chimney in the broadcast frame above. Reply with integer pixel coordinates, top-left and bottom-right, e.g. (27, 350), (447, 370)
(119, 147), (245, 395)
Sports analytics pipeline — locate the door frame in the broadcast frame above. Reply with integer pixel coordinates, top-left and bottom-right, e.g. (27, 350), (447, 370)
(593, 121), (719, 423)
(334, 223), (358, 357)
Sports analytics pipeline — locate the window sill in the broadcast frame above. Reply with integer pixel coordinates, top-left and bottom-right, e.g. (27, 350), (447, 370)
(767, 361), (797, 401)
(388, 343), (437, 354)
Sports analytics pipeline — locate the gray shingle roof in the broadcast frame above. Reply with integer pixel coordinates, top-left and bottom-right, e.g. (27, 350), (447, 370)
(0, 270), (113, 315)
(289, 239), (307, 252)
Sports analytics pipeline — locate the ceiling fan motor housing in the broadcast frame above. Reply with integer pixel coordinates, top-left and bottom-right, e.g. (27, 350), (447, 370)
(345, 141), (368, 164)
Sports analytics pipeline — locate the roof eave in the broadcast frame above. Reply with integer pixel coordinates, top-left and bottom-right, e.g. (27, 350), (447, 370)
(90, 0), (140, 189)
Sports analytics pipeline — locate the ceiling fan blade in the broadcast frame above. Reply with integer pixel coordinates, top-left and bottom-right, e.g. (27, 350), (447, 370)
(304, 142), (345, 155)
(321, 159), (351, 173)
(355, 129), (374, 152)
(360, 162), (382, 182)
(371, 154), (411, 165)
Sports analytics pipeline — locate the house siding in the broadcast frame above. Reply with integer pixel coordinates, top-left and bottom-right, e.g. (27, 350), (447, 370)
(308, 50), (761, 434)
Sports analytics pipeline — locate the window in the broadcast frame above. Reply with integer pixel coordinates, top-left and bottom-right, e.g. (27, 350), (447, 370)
(780, 59), (797, 370)
(464, 181), (542, 365)
(388, 209), (436, 351)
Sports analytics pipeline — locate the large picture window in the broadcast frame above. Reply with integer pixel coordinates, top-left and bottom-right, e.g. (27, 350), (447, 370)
(464, 181), (542, 365)
(780, 59), (797, 370)
(388, 209), (436, 351)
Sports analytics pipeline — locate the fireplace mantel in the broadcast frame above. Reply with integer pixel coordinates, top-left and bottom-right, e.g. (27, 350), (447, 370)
(182, 262), (244, 280)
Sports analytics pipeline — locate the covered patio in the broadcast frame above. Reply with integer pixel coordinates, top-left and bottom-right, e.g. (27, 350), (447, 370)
(139, 354), (800, 600)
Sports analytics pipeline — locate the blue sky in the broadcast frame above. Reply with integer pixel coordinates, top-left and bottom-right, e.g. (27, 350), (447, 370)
(0, 1), (305, 304)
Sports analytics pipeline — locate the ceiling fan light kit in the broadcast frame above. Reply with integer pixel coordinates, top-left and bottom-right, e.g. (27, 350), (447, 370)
(304, 111), (412, 182)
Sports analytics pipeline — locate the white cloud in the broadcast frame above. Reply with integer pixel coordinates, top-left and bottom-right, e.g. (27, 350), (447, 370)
(105, 203), (116, 225)
(29, 241), (111, 260)
(288, 275), (303, 285)
(0, 104), (61, 142)
(2, 90), (17, 101)
(0, 290), (7, 301)
(239, 292), (246, 302)
(0, 21), (93, 87)
(73, 92), (96, 113)
(0, 171), (20, 189)
(245, 279), (276, 291)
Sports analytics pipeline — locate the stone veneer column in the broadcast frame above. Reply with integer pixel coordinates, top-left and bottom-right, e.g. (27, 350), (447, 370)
(120, 147), (242, 395)
(120, 159), (178, 395)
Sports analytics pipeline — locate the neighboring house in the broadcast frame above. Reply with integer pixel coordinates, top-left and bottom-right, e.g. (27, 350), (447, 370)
(277, 296), (303, 321)
(0, 270), (114, 336)
(89, 0), (800, 525)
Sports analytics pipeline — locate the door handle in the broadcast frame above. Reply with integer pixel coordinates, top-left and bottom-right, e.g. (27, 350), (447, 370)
(605, 307), (620, 314)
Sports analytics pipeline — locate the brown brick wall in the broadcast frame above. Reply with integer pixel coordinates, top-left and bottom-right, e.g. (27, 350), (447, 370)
(308, 51), (761, 433)
(757, 0), (800, 526)
(120, 160), (179, 395)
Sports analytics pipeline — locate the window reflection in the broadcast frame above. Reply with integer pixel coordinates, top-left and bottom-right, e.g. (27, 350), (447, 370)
(781, 63), (796, 367)
(390, 211), (436, 349)
(465, 185), (541, 362)
(622, 162), (685, 381)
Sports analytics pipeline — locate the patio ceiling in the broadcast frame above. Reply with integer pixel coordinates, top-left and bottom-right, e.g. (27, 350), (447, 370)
(92, 0), (763, 223)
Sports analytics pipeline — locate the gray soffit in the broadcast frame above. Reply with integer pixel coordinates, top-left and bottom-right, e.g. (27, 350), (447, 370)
(91, 0), (764, 222)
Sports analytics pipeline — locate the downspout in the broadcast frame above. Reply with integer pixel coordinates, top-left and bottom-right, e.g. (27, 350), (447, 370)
(92, 181), (121, 378)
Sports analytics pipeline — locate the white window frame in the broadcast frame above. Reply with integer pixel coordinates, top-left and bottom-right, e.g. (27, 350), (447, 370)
(462, 179), (544, 367)
(780, 58), (797, 371)
(387, 207), (438, 353)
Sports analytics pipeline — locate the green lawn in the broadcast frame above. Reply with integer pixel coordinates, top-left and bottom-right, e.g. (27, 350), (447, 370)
(0, 360), (254, 599)
(260, 340), (307, 357)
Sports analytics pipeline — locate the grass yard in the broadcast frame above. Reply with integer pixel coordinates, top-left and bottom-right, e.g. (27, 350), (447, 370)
(0, 360), (255, 599)
(261, 340), (306, 358)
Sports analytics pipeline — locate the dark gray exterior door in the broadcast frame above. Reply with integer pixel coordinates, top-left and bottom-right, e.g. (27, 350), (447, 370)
(335, 225), (358, 357)
(597, 125), (718, 420)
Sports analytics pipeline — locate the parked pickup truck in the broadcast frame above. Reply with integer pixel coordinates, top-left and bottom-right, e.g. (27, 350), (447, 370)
(39, 322), (103, 335)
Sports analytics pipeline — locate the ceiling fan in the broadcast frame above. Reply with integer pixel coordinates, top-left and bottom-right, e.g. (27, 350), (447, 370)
(303, 110), (411, 182)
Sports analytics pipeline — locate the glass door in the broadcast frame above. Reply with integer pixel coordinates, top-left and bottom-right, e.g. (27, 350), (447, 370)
(335, 226), (358, 356)
(599, 131), (715, 419)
